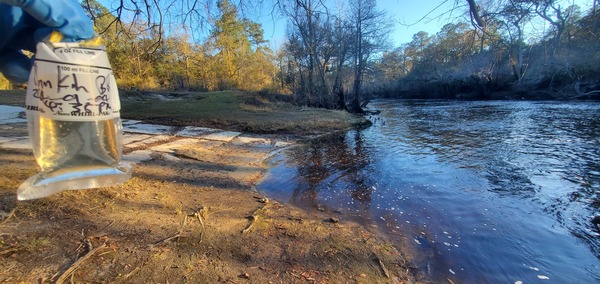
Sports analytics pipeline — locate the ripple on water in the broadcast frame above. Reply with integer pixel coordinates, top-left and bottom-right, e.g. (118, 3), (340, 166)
(259, 100), (600, 283)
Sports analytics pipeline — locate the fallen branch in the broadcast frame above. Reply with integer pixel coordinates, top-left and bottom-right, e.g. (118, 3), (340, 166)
(54, 243), (107, 284)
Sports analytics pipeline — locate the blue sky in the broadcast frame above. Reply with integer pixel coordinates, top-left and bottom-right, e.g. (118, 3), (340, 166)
(258, 0), (462, 48)
(96, 0), (593, 48)
(258, 0), (593, 49)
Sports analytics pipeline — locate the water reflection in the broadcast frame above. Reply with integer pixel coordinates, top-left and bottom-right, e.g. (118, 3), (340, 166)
(259, 100), (600, 283)
(278, 130), (375, 211)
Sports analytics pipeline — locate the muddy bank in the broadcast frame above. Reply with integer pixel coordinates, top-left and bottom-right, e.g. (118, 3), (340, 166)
(0, 123), (419, 283)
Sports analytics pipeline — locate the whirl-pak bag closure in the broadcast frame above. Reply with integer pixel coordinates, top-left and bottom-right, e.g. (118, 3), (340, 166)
(18, 34), (131, 200)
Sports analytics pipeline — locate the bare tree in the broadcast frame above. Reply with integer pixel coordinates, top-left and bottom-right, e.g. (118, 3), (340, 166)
(331, 14), (353, 110)
(348, 0), (391, 113)
(533, 0), (576, 52)
(278, 0), (328, 105)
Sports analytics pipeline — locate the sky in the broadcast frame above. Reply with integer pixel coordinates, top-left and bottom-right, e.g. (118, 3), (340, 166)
(258, 0), (463, 49)
(257, 0), (593, 49)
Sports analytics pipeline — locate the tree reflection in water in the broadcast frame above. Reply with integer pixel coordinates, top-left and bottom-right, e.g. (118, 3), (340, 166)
(285, 129), (374, 211)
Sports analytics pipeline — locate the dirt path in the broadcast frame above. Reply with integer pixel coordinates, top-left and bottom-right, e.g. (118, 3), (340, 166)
(0, 116), (419, 283)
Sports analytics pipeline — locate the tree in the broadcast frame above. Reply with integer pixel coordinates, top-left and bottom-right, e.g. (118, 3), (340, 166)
(209, 0), (272, 90)
(348, 0), (391, 113)
(84, 0), (171, 88)
(331, 14), (353, 110)
(499, 0), (534, 81)
(280, 0), (329, 105)
(533, 0), (577, 52)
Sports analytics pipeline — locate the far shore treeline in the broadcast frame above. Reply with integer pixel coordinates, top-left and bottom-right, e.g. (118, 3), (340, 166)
(1, 0), (599, 112)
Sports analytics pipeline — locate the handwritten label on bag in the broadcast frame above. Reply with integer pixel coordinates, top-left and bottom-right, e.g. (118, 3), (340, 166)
(26, 42), (121, 121)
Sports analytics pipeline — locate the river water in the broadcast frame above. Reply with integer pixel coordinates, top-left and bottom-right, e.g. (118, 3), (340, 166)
(258, 100), (600, 283)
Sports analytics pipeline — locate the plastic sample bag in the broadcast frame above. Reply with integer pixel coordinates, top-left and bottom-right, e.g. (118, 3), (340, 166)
(17, 35), (131, 200)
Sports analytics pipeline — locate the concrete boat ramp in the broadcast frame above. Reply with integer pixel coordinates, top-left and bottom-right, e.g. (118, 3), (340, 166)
(0, 105), (293, 165)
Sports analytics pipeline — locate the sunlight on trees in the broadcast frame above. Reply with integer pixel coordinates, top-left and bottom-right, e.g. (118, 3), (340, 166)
(82, 0), (275, 92)
(0, 74), (11, 90)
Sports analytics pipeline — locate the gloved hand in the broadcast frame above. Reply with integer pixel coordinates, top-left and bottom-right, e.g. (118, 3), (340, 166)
(0, 0), (94, 83)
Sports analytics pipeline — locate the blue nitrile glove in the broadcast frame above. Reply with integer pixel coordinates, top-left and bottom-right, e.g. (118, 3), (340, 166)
(0, 0), (94, 83)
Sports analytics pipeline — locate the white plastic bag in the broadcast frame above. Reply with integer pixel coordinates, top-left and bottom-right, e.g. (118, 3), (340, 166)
(18, 36), (131, 200)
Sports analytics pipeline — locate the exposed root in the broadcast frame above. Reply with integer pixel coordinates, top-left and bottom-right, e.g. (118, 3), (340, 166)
(242, 200), (271, 234)
(242, 215), (258, 234)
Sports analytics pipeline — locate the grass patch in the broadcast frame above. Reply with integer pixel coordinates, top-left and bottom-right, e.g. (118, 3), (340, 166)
(121, 91), (241, 121)
(120, 90), (366, 134)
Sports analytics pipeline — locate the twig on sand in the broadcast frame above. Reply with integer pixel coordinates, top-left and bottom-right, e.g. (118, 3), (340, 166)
(0, 208), (16, 225)
(372, 254), (390, 279)
(0, 247), (18, 256)
(54, 243), (107, 284)
(153, 206), (214, 247)
(153, 233), (182, 246)
(123, 266), (141, 279)
(192, 206), (209, 243)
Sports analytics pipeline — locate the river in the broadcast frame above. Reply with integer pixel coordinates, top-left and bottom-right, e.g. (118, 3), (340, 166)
(258, 100), (600, 283)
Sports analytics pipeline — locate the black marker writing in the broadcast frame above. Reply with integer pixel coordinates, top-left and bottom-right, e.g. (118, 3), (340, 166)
(95, 75), (111, 96)
(57, 66), (89, 93)
(30, 64), (62, 112)
(29, 60), (115, 117)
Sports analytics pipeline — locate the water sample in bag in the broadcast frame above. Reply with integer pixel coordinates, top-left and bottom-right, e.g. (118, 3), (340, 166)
(18, 35), (131, 200)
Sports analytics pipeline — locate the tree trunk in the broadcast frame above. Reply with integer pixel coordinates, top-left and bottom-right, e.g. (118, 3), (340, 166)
(515, 25), (524, 82)
(350, 77), (363, 113)
(333, 60), (346, 110)
(350, 19), (364, 114)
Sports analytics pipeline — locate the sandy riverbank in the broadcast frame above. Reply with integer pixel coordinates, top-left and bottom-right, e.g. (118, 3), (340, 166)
(0, 119), (418, 283)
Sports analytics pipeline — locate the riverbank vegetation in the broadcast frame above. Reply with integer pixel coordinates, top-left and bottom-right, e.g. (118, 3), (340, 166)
(1, 0), (599, 109)
(366, 1), (600, 101)
(0, 89), (366, 135)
